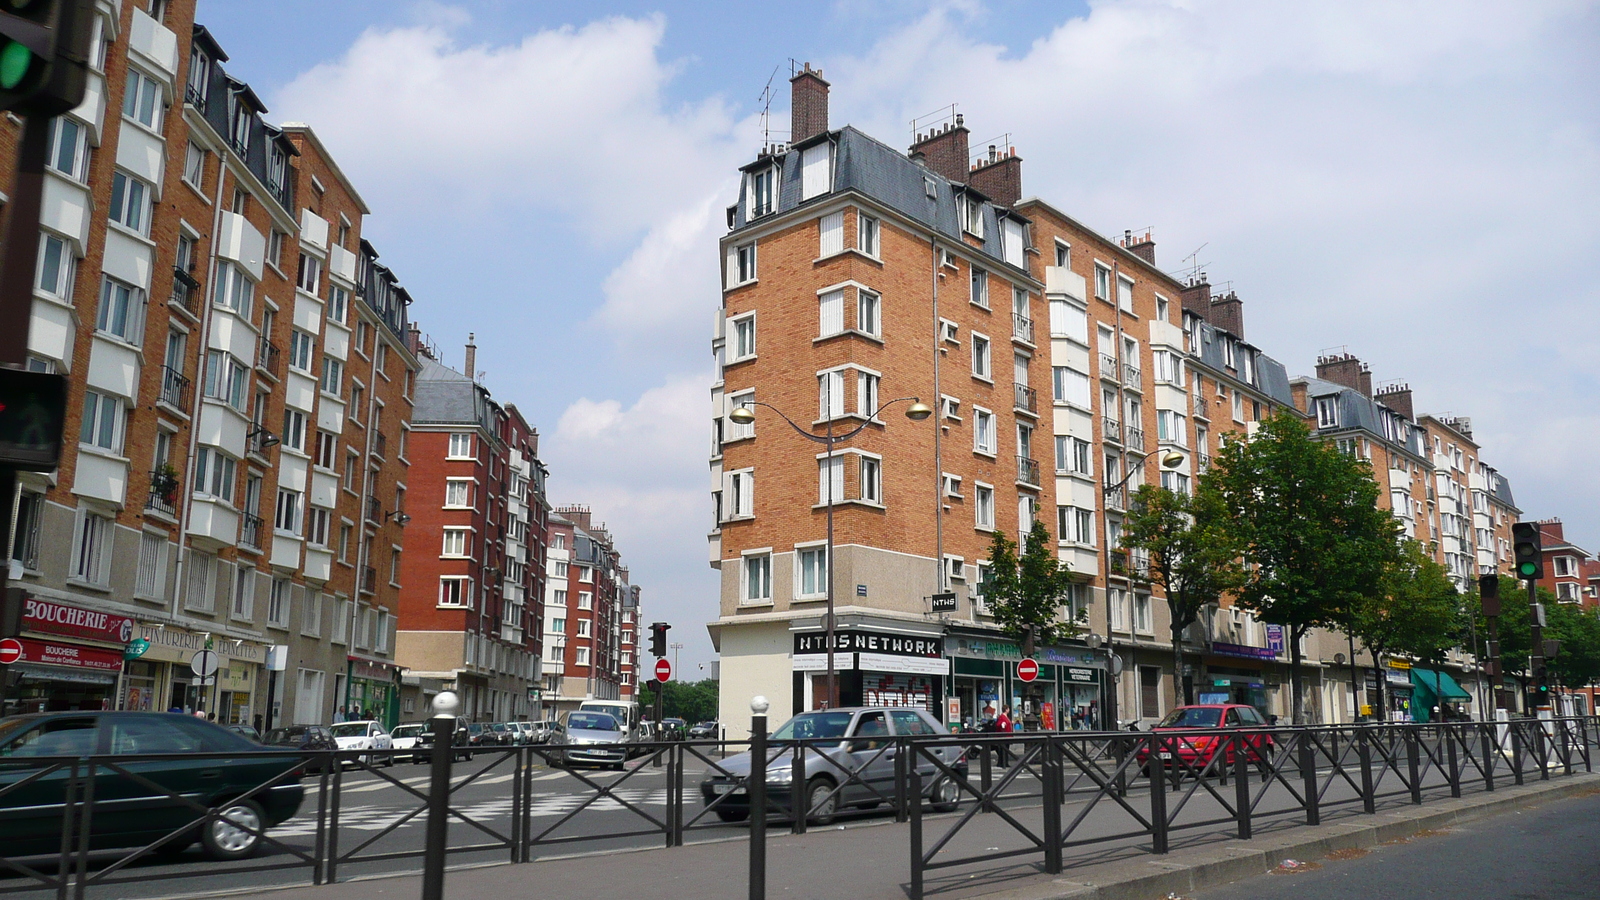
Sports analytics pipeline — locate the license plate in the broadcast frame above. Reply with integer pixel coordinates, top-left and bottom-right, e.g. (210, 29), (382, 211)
(1159, 751), (1174, 760)
(712, 783), (734, 795)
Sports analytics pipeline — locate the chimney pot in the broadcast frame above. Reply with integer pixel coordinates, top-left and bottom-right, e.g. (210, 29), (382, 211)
(790, 63), (830, 144)
(464, 334), (477, 380)
(909, 114), (970, 184)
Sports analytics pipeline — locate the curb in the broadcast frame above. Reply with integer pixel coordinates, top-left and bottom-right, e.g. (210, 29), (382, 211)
(974, 772), (1600, 900)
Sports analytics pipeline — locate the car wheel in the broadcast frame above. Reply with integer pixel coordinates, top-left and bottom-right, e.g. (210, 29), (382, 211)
(201, 799), (266, 861)
(714, 808), (749, 823)
(928, 775), (960, 813)
(805, 777), (838, 827)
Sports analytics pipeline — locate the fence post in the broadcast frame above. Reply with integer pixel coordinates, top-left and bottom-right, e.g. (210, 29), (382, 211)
(422, 692), (461, 900)
(1358, 729), (1376, 814)
(1234, 734), (1252, 840)
(312, 761), (330, 882)
(1445, 727), (1461, 798)
(790, 743), (806, 835)
(57, 760), (76, 900)
(523, 745), (536, 860)
(1480, 725), (1495, 793)
(1511, 722), (1525, 786)
(908, 762), (924, 900)
(1042, 736), (1062, 875)
(979, 743), (994, 814)
(72, 758), (96, 900)
(749, 699), (768, 900)
(895, 739), (910, 824)
(1535, 720), (1550, 781)
(326, 751), (344, 883)
(1406, 729), (1423, 805)
(1148, 733), (1169, 854)
(1563, 721), (1575, 776)
(1299, 731), (1320, 826)
(663, 745), (677, 848)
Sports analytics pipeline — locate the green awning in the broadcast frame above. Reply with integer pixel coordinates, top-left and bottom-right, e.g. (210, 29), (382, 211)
(1410, 667), (1471, 701)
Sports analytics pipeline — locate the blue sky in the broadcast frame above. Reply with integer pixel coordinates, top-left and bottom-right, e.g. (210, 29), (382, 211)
(194, 1), (1600, 670)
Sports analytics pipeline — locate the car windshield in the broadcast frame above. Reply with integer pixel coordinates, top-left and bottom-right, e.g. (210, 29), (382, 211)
(770, 711), (853, 742)
(1156, 707), (1223, 728)
(330, 723), (372, 738)
(264, 727), (307, 743)
(568, 713), (618, 732)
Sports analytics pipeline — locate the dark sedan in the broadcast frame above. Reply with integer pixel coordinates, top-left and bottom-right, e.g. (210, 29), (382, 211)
(0, 712), (305, 860)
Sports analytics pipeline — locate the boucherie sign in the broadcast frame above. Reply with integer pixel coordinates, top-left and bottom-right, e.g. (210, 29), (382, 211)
(23, 597), (135, 645)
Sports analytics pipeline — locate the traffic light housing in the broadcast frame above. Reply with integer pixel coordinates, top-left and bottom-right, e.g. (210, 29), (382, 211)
(0, 0), (93, 116)
(649, 622), (669, 658)
(1478, 573), (1501, 617)
(1512, 522), (1544, 581)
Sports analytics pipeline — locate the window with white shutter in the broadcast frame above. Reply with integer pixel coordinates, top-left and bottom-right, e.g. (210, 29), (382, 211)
(819, 289), (844, 336)
(801, 143), (831, 200)
(819, 212), (843, 257)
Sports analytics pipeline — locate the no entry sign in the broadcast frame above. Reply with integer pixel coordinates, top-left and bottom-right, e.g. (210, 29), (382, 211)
(0, 639), (21, 665)
(655, 657), (672, 682)
(1017, 658), (1039, 683)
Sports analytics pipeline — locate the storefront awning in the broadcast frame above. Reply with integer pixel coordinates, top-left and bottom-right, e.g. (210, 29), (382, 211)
(1410, 668), (1471, 702)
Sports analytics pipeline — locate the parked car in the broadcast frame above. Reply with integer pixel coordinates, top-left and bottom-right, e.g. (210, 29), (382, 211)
(0, 712), (304, 860)
(329, 720), (395, 767)
(262, 724), (338, 774)
(527, 720), (556, 744)
(1133, 704), (1276, 775)
(411, 716), (471, 763)
(512, 722), (537, 744)
(488, 723), (518, 745)
(548, 712), (627, 769)
(465, 722), (498, 754)
(389, 723), (426, 762)
(688, 721), (719, 740)
(225, 724), (262, 742)
(699, 707), (967, 826)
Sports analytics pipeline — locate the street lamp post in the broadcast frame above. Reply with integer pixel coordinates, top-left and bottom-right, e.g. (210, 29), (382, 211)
(729, 397), (932, 709)
(1100, 449), (1185, 730)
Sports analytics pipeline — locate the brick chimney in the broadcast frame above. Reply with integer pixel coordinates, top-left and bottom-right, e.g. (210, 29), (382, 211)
(1315, 352), (1373, 396)
(1121, 229), (1156, 265)
(464, 333), (477, 381)
(1208, 291), (1245, 340)
(1374, 383), (1414, 420)
(1180, 275), (1211, 322)
(909, 115), (969, 185)
(968, 144), (1022, 207)
(790, 63), (830, 145)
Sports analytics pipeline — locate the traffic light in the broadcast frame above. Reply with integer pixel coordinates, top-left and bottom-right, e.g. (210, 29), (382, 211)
(649, 622), (669, 658)
(1512, 522), (1544, 581)
(1478, 573), (1501, 617)
(0, 367), (67, 470)
(0, 0), (92, 116)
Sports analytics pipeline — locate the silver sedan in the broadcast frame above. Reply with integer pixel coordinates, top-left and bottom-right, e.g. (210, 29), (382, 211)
(547, 712), (628, 769)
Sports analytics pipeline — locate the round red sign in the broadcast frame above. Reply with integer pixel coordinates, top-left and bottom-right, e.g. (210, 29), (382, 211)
(1017, 658), (1039, 682)
(0, 638), (22, 665)
(654, 657), (672, 682)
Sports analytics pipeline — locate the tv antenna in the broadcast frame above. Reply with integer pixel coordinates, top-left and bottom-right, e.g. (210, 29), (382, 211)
(1180, 243), (1209, 282)
(757, 63), (786, 152)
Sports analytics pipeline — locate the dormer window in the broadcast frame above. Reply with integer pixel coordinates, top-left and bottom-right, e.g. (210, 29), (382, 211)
(187, 47), (210, 107)
(267, 143), (287, 193)
(1315, 397), (1338, 429)
(749, 167), (775, 217)
(228, 92), (252, 154)
(961, 195), (985, 239)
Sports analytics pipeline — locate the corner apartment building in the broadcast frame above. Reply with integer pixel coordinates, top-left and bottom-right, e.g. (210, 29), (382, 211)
(3, 2), (415, 727)
(396, 340), (547, 723)
(542, 506), (632, 717)
(1534, 520), (1595, 607)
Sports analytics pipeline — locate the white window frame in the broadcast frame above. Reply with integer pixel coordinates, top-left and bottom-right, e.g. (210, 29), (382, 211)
(795, 543), (827, 599)
(742, 551), (773, 604)
(974, 482), (995, 531)
(971, 332), (992, 381)
(973, 407), (996, 456)
(447, 433), (474, 459)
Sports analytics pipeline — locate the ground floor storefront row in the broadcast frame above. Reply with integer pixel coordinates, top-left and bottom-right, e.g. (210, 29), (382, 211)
(713, 615), (1492, 740)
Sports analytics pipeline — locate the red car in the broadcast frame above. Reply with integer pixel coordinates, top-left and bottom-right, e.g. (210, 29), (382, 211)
(1136, 704), (1275, 774)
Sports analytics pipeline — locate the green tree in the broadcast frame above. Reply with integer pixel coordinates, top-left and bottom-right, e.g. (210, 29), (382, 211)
(1210, 412), (1400, 723)
(1347, 540), (1461, 716)
(1545, 604), (1600, 692)
(1120, 480), (1242, 705)
(984, 521), (1083, 652)
(655, 679), (719, 724)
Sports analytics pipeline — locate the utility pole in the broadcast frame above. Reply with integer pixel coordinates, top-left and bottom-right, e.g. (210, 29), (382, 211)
(670, 641), (683, 676)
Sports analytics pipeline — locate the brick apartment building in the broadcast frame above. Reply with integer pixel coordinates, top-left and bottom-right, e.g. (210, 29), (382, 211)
(395, 337), (549, 722)
(2, 1), (416, 726)
(541, 506), (634, 717)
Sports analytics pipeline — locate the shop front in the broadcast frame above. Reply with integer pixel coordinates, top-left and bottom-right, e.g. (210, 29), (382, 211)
(125, 624), (267, 723)
(2, 596), (134, 715)
(946, 631), (1104, 731)
(1384, 660), (1415, 721)
(1202, 640), (1283, 722)
(346, 656), (401, 728)
(790, 625), (946, 715)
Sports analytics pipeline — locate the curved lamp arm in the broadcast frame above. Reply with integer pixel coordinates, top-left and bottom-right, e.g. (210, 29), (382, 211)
(1104, 449), (1187, 495)
(729, 396), (931, 446)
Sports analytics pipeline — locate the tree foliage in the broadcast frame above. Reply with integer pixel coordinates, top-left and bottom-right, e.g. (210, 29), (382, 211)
(1120, 480), (1242, 704)
(1466, 577), (1600, 694)
(984, 520), (1083, 650)
(1345, 539), (1461, 713)
(1209, 412), (1400, 722)
(653, 679), (719, 724)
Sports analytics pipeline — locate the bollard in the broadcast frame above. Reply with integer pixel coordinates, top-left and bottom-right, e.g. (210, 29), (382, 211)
(1481, 726), (1495, 792)
(1446, 728), (1461, 798)
(1148, 733), (1169, 854)
(790, 743), (806, 835)
(748, 697), (768, 900)
(421, 690), (461, 900)
(1405, 729), (1423, 805)
(895, 739), (909, 824)
(1511, 723), (1525, 786)
(1234, 734), (1252, 839)
(1042, 737), (1062, 874)
(979, 744), (993, 813)
(1299, 732), (1320, 826)
(1358, 730), (1376, 814)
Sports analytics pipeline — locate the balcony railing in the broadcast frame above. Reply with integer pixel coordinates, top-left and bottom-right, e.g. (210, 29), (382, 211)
(258, 337), (281, 376)
(1102, 416), (1122, 444)
(366, 496), (382, 523)
(361, 566), (378, 595)
(1013, 383), (1037, 415)
(1192, 391), (1206, 417)
(1110, 550), (1129, 575)
(170, 266), (200, 318)
(1123, 364), (1142, 388)
(1016, 456), (1041, 487)
(1126, 426), (1146, 451)
(372, 431), (387, 459)
(240, 513), (264, 550)
(1012, 313), (1034, 344)
(144, 470), (179, 517)
(185, 84), (208, 112)
(1105, 485), (1126, 511)
(1100, 353), (1119, 380)
(158, 366), (191, 410)
(1197, 452), (1211, 472)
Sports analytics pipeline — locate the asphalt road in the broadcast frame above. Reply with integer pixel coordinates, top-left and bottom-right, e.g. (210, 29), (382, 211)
(1194, 788), (1600, 900)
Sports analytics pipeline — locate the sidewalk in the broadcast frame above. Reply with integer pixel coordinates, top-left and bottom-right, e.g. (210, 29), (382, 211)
(179, 771), (1600, 900)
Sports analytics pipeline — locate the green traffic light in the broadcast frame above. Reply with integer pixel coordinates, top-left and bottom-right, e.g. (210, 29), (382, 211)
(1519, 562), (1537, 577)
(0, 40), (32, 90)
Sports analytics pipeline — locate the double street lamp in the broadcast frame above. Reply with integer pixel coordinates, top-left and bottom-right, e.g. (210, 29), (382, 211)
(729, 396), (932, 709)
(1100, 449), (1184, 730)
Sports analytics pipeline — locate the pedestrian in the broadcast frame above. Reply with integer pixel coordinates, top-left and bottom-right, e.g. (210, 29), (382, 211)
(333, 705), (347, 724)
(994, 706), (1013, 766)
